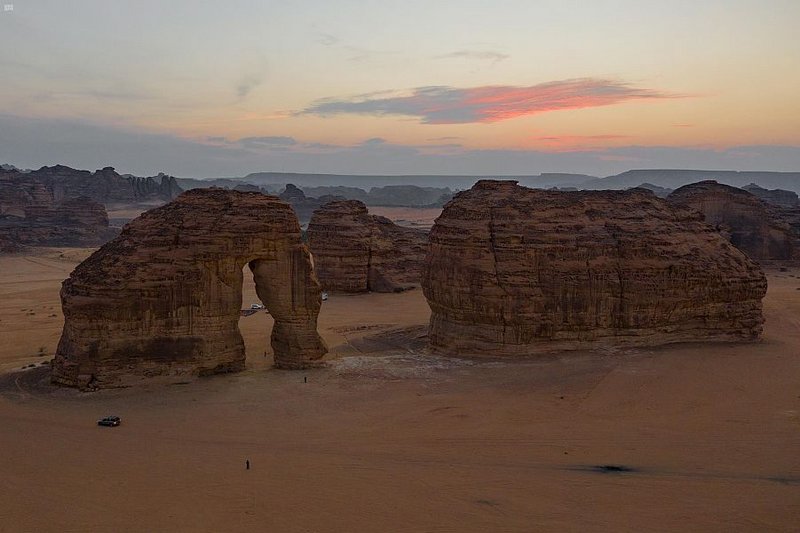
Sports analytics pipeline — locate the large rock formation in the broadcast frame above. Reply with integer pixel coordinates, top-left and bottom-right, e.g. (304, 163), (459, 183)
(307, 200), (428, 292)
(668, 181), (798, 261)
(423, 180), (767, 356)
(0, 165), (185, 250)
(52, 189), (327, 389)
(0, 172), (52, 217)
(33, 165), (182, 204)
(0, 170), (117, 249)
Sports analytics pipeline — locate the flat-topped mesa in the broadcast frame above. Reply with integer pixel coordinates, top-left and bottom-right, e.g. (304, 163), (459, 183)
(668, 180), (798, 261)
(422, 181), (767, 356)
(52, 188), (327, 389)
(306, 199), (428, 293)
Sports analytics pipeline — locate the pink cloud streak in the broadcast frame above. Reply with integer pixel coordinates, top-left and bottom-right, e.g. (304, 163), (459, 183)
(301, 78), (686, 124)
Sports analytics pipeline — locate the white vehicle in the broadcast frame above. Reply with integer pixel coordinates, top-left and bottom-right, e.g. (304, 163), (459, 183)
(250, 303), (265, 310)
(321, 292), (328, 301)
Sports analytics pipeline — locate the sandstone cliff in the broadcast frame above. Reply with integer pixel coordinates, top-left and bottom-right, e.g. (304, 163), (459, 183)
(52, 188), (327, 389)
(668, 181), (798, 261)
(1, 170), (117, 249)
(422, 180), (767, 356)
(0, 165), (184, 250)
(307, 200), (428, 292)
(26, 165), (182, 204)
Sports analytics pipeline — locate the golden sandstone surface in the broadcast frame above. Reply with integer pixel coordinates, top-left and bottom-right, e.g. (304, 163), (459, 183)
(52, 189), (326, 389)
(422, 180), (767, 356)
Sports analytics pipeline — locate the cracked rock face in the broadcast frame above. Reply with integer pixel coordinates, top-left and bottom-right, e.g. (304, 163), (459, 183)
(668, 180), (798, 261)
(307, 200), (428, 292)
(52, 188), (327, 389)
(422, 180), (767, 356)
(1, 171), (117, 249)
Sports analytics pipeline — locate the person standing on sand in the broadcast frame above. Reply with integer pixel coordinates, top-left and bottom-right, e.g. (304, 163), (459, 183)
(246, 459), (250, 470)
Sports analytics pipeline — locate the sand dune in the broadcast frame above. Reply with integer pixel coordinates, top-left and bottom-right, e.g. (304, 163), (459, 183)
(1, 249), (799, 532)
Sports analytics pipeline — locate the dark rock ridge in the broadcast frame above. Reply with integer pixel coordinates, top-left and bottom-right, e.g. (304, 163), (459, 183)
(742, 183), (799, 209)
(422, 180), (767, 356)
(301, 184), (453, 207)
(583, 170), (800, 193)
(307, 200), (428, 292)
(0, 171), (117, 248)
(668, 181), (798, 261)
(52, 188), (327, 389)
(29, 165), (182, 204)
(632, 182), (673, 198)
(278, 184), (344, 225)
(0, 165), (182, 250)
(128, 172), (183, 202)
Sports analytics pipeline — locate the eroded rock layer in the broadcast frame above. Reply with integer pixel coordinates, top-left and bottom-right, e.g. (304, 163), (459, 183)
(52, 189), (326, 389)
(307, 200), (428, 292)
(423, 180), (767, 356)
(668, 180), (798, 261)
(1, 169), (117, 249)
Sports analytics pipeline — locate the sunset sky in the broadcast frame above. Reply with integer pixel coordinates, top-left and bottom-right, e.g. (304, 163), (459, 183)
(1, 0), (799, 177)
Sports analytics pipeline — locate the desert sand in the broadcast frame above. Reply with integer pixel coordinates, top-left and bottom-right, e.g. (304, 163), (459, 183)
(1, 248), (799, 532)
(366, 206), (442, 229)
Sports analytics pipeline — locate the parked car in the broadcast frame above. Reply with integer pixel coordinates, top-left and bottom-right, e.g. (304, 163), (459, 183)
(321, 292), (328, 301)
(250, 303), (265, 310)
(97, 416), (121, 427)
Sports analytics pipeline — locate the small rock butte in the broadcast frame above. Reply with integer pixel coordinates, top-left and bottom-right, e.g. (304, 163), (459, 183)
(307, 199), (428, 292)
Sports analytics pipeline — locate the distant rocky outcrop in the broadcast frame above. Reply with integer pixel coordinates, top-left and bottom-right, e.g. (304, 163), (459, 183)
(24, 165), (182, 204)
(301, 184), (453, 207)
(278, 184), (345, 225)
(0, 171), (51, 217)
(232, 183), (263, 193)
(52, 188), (327, 389)
(307, 200), (428, 292)
(301, 186), (370, 202)
(741, 183), (799, 209)
(422, 180), (767, 356)
(633, 182), (673, 198)
(0, 165), (183, 250)
(364, 185), (453, 207)
(668, 181), (798, 261)
(0, 171), (117, 249)
(129, 172), (183, 202)
(583, 170), (800, 193)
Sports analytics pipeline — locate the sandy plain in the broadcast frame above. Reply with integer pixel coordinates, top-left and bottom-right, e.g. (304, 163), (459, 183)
(0, 248), (799, 532)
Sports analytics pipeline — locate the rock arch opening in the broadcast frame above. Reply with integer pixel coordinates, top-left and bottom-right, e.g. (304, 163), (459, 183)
(51, 189), (326, 389)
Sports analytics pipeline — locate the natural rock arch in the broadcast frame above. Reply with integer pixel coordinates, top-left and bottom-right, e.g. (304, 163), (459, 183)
(52, 189), (327, 389)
